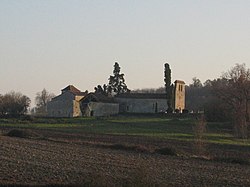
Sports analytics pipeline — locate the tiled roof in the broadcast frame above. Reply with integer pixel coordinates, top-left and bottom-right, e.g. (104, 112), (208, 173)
(62, 85), (81, 94)
(61, 85), (88, 96)
(50, 85), (88, 101)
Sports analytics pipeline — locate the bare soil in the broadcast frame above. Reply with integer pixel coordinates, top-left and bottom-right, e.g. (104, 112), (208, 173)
(0, 127), (250, 186)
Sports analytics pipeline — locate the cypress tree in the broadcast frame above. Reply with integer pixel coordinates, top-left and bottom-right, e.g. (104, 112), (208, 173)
(164, 63), (173, 113)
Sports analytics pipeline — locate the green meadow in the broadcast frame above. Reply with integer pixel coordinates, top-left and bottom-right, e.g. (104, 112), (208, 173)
(1, 115), (250, 146)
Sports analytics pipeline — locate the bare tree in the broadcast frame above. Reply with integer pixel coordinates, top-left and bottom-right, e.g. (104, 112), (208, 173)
(213, 63), (250, 138)
(35, 89), (55, 116)
(190, 77), (203, 88)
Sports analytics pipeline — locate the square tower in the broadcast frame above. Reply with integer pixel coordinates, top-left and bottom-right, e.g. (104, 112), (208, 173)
(173, 80), (185, 112)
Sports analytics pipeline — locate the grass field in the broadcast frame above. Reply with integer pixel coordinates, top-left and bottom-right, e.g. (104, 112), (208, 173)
(1, 115), (250, 146)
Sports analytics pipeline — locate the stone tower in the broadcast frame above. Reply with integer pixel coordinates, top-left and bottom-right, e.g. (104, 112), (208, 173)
(173, 80), (185, 112)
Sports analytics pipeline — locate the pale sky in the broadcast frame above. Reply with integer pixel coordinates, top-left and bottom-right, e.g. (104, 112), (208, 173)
(1, 0), (250, 107)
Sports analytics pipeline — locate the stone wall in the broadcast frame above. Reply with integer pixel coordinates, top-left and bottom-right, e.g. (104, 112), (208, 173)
(83, 102), (119, 117)
(47, 92), (82, 117)
(75, 95), (84, 102)
(72, 100), (82, 117)
(115, 98), (167, 113)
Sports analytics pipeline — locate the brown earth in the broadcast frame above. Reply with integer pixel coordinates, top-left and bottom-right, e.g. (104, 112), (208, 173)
(0, 128), (250, 186)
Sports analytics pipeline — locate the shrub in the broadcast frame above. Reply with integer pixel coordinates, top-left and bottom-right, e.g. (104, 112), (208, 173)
(155, 147), (178, 156)
(193, 114), (207, 156)
(166, 107), (173, 113)
(6, 129), (41, 139)
(174, 109), (180, 113)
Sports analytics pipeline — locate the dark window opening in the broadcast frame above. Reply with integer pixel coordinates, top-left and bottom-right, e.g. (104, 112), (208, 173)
(126, 106), (129, 112)
(155, 102), (158, 113)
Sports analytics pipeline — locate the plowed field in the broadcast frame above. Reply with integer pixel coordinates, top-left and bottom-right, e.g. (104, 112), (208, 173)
(0, 127), (250, 186)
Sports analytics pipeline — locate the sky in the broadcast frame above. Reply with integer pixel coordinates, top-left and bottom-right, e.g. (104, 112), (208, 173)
(1, 0), (250, 107)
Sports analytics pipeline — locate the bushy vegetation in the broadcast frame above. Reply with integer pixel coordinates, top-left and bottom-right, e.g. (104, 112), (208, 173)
(186, 64), (250, 139)
(193, 114), (207, 156)
(0, 92), (30, 117)
(6, 129), (41, 139)
(155, 147), (178, 156)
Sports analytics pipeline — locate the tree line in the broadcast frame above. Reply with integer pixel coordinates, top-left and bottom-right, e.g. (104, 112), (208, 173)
(0, 89), (55, 117)
(187, 64), (250, 139)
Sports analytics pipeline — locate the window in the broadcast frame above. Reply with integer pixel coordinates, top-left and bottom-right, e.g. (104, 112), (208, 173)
(126, 106), (129, 112)
(155, 102), (158, 113)
(179, 85), (183, 92)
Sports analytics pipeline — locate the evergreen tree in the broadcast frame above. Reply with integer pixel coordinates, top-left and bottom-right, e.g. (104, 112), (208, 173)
(107, 62), (130, 95)
(164, 63), (173, 113)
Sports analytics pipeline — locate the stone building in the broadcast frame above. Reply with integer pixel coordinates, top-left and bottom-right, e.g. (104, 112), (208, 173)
(173, 80), (185, 111)
(114, 80), (185, 114)
(115, 93), (167, 113)
(47, 80), (185, 117)
(80, 93), (119, 117)
(47, 85), (88, 117)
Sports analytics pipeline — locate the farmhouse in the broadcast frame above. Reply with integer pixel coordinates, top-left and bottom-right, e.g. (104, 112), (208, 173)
(47, 80), (185, 117)
(47, 85), (88, 117)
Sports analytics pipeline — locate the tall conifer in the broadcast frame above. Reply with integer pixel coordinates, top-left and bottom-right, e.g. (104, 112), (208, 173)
(164, 63), (173, 113)
(108, 62), (130, 95)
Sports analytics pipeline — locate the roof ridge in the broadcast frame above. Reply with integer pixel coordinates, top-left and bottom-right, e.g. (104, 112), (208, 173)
(62, 85), (81, 93)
